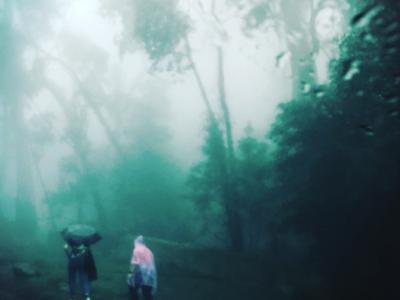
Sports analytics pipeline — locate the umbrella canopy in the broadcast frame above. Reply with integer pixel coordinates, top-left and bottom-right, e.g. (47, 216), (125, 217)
(61, 224), (102, 246)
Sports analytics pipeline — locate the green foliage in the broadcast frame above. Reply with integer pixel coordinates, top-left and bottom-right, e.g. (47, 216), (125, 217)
(187, 119), (228, 244)
(268, 1), (400, 296)
(188, 120), (276, 250)
(133, 0), (189, 62)
(235, 127), (277, 250)
(187, 119), (229, 204)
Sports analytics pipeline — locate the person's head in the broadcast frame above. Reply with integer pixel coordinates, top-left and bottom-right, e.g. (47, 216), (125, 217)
(134, 235), (144, 247)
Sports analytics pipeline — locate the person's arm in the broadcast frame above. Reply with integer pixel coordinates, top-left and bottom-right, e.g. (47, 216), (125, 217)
(64, 244), (72, 259)
(129, 248), (139, 272)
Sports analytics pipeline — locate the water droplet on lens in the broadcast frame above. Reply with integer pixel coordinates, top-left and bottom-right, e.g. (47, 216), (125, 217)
(361, 32), (375, 43)
(301, 81), (311, 93)
(385, 47), (398, 55)
(386, 33), (400, 44)
(351, 5), (384, 29)
(389, 110), (399, 118)
(387, 96), (399, 104)
(275, 51), (288, 68)
(383, 21), (399, 35)
(374, 18), (384, 26)
(359, 124), (374, 136)
(342, 59), (361, 81)
(315, 89), (325, 98)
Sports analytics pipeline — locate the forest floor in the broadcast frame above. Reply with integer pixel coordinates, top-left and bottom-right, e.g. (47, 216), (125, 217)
(0, 224), (325, 300)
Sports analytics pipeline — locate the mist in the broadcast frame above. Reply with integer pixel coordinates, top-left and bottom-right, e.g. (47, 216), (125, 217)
(1, 0), (399, 299)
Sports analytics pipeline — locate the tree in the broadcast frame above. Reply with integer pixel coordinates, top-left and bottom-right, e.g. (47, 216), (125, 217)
(268, 0), (400, 297)
(102, 0), (248, 250)
(30, 38), (126, 159)
(0, 0), (62, 230)
(0, 0), (36, 230)
(235, 125), (275, 250)
(237, 0), (349, 94)
(42, 80), (109, 228)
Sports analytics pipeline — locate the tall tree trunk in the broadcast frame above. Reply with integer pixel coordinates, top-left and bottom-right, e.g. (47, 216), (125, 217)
(31, 149), (57, 231)
(0, 104), (9, 219)
(185, 36), (244, 250)
(289, 47), (316, 97)
(0, 0), (12, 219)
(280, 0), (317, 98)
(217, 47), (235, 161)
(55, 57), (125, 158)
(184, 36), (217, 122)
(0, 0), (37, 230)
(217, 46), (244, 251)
(11, 99), (37, 231)
(29, 44), (124, 158)
(43, 80), (108, 227)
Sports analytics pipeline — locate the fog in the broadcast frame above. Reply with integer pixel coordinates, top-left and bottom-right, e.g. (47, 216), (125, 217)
(1, 0), (399, 299)
(55, 0), (291, 163)
(2, 0), (295, 216)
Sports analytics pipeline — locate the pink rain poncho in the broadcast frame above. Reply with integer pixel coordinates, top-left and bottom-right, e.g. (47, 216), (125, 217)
(129, 236), (157, 289)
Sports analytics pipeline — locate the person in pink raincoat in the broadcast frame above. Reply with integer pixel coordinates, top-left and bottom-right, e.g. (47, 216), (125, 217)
(127, 235), (157, 300)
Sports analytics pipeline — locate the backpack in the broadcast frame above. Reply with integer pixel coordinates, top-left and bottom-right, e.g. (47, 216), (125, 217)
(65, 243), (88, 260)
(71, 244), (88, 258)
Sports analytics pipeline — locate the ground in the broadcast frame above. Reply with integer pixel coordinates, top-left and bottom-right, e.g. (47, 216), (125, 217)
(0, 225), (323, 299)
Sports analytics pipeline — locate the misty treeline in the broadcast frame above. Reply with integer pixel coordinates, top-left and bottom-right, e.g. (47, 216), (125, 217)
(0, 0), (399, 297)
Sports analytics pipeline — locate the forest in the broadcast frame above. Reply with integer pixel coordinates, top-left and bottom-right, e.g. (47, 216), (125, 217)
(0, 0), (399, 299)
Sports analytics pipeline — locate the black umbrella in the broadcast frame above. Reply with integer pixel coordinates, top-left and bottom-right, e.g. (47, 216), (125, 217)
(61, 224), (102, 246)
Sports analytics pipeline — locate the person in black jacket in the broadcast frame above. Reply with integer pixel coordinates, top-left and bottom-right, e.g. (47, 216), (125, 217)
(64, 242), (97, 300)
